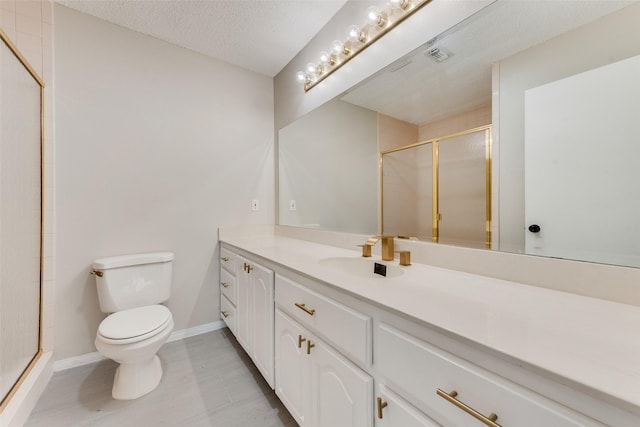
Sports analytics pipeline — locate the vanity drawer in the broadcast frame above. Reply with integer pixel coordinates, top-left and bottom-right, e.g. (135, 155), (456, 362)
(221, 294), (236, 336)
(220, 268), (236, 304)
(275, 275), (372, 367)
(378, 323), (604, 427)
(220, 247), (238, 274)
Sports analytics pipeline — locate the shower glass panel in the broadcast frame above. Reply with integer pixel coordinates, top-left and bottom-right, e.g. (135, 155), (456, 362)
(381, 126), (491, 247)
(437, 130), (488, 248)
(382, 143), (433, 240)
(0, 33), (43, 407)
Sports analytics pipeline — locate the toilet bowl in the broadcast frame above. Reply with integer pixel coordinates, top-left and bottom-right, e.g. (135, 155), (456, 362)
(91, 252), (175, 400)
(95, 304), (174, 400)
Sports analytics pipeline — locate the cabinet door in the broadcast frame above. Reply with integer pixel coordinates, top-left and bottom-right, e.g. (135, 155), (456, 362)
(236, 255), (252, 354)
(376, 384), (440, 427)
(309, 338), (373, 427)
(275, 309), (309, 426)
(251, 262), (275, 388)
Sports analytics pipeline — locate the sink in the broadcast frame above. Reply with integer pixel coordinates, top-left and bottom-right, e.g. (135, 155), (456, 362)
(318, 257), (405, 279)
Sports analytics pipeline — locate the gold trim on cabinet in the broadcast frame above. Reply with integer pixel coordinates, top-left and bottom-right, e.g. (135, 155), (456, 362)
(436, 389), (501, 427)
(0, 29), (46, 411)
(376, 397), (388, 419)
(220, 282), (229, 288)
(221, 257), (230, 262)
(294, 302), (316, 316)
(221, 311), (230, 318)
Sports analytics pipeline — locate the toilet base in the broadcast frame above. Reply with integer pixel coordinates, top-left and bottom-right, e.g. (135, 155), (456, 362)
(112, 354), (162, 400)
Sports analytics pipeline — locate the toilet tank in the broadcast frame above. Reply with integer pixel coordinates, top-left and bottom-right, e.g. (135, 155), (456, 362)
(92, 252), (174, 313)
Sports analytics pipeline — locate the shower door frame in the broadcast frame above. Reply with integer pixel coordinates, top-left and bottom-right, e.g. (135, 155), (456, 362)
(0, 28), (44, 412)
(380, 125), (492, 248)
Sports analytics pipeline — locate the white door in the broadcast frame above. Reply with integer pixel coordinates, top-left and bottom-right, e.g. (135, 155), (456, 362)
(525, 54), (640, 267)
(376, 384), (440, 427)
(236, 255), (252, 353)
(275, 309), (309, 426)
(251, 262), (275, 388)
(310, 338), (373, 427)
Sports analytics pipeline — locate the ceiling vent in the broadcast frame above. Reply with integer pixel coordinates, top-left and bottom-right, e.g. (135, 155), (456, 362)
(426, 47), (450, 63)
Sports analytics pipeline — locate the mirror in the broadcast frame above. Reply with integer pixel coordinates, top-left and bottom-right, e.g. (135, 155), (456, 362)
(278, 0), (640, 268)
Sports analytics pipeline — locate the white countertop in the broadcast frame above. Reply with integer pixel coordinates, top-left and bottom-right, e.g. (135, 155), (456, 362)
(220, 233), (640, 411)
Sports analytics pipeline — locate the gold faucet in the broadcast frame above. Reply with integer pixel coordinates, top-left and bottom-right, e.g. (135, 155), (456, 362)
(361, 236), (395, 261)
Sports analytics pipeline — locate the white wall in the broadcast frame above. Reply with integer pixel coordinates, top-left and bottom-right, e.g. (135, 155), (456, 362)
(497, 2), (640, 253)
(54, 6), (274, 360)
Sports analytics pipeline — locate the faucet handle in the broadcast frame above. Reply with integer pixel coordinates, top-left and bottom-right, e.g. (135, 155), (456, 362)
(358, 244), (372, 258)
(396, 251), (411, 266)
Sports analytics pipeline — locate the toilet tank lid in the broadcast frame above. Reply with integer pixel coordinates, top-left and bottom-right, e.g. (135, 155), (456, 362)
(93, 252), (174, 270)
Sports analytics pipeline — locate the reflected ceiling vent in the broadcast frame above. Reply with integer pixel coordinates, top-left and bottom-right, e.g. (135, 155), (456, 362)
(426, 47), (450, 63)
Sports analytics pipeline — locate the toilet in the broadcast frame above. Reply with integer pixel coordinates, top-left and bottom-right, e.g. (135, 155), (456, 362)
(92, 252), (175, 400)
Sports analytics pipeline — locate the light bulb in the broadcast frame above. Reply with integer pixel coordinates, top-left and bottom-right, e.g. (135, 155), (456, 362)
(390, 0), (411, 10)
(306, 62), (319, 76)
(319, 51), (331, 65)
(347, 25), (365, 43)
(366, 6), (387, 27)
(331, 39), (349, 56)
(295, 71), (307, 83)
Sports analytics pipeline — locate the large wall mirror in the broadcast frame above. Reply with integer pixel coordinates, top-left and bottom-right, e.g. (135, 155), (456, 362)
(0, 31), (44, 409)
(278, 0), (640, 269)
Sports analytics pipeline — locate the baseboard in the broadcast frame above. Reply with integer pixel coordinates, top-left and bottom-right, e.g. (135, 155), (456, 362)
(167, 320), (225, 343)
(53, 321), (226, 372)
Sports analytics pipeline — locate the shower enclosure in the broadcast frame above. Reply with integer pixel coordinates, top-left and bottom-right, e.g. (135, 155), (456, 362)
(0, 30), (44, 410)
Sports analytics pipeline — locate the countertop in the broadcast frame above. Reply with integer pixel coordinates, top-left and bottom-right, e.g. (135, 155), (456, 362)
(220, 233), (640, 412)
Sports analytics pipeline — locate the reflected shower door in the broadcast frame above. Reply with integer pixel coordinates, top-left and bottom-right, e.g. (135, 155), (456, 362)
(437, 129), (490, 248)
(0, 33), (43, 407)
(382, 143), (433, 240)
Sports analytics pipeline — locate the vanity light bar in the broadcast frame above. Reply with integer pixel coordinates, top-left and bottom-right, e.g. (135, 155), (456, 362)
(296, 0), (432, 92)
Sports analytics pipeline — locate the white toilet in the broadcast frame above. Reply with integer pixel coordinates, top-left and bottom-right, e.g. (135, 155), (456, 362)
(92, 252), (175, 400)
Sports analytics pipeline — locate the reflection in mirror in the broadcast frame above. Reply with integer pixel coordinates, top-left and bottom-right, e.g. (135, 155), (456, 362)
(382, 126), (491, 249)
(278, 99), (378, 234)
(278, 0), (640, 268)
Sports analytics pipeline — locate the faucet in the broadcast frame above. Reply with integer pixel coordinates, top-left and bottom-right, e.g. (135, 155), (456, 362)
(361, 236), (395, 261)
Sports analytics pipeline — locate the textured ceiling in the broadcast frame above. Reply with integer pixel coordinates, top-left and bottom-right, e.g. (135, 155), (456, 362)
(55, 0), (348, 77)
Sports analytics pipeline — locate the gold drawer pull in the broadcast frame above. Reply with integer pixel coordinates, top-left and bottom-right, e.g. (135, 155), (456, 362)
(306, 340), (315, 355)
(377, 397), (388, 419)
(221, 257), (229, 262)
(221, 311), (230, 318)
(244, 263), (253, 273)
(437, 389), (501, 427)
(298, 334), (306, 348)
(294, 302), (316, 316)
(221, 282), (229, 288)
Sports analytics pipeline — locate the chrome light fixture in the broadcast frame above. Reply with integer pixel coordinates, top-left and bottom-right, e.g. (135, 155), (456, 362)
(296, 0), (431, 92)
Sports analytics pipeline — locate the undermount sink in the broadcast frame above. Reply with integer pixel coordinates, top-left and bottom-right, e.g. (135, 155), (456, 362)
(318, 256), (405, 279)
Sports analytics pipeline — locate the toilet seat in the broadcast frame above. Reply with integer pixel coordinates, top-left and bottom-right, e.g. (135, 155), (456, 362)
(98, 305), (172, 345)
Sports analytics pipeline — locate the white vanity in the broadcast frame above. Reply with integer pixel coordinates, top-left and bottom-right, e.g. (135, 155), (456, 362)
(219, 228), (640, 427)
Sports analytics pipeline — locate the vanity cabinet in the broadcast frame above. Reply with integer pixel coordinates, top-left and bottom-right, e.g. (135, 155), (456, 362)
(219, 247), (238, 335)
(377, 323), (605, 427)
(220, 247), (275, 389)
(375, 384), (441, 427)
(275, 308), (373, 427)
(219, 238), (638, 427)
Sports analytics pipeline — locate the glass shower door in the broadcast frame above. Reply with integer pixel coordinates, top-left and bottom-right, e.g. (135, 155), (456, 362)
(0, 32), (43, 408)
(436, 129), (490, 248)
